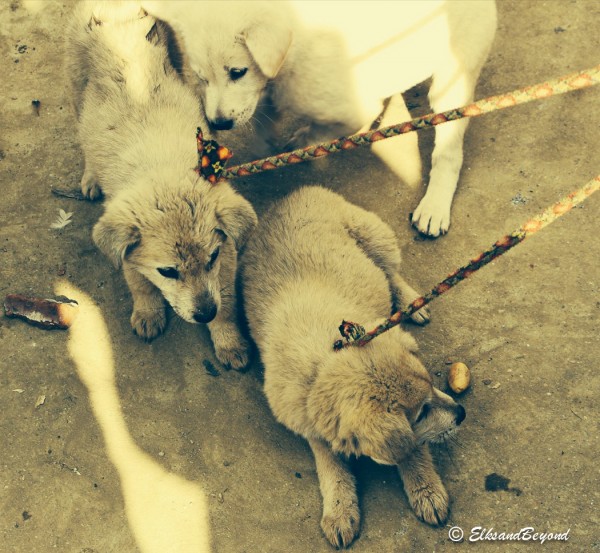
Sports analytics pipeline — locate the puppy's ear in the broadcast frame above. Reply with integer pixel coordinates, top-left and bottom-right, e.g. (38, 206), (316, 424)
(353, 411), (416, 464)
(242, 21), (292, 79)
(381, 415), (417, 463)
(92, 208), (141, 269)
(216, 192), (257, 250)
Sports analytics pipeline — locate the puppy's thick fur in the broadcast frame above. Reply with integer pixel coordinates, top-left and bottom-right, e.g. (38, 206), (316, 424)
(142, 0), (496, 237)
(66, 1), (257, 369)
(241, 186), (466, 548)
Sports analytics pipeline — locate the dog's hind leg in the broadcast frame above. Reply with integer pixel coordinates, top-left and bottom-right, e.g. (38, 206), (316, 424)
(397, 445), (449, 526)
(123, 264), (167, 341)
(345, 206), (430, 324)
(308, 438), (360, 549)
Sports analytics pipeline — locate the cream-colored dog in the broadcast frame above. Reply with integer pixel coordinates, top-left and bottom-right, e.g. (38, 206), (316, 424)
(142, 0), (496, 237)
(66, 1), (257, 369)
(241, 186), (466, 548)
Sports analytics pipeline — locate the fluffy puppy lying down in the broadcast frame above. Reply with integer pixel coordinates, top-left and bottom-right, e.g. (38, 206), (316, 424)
(242, 186), (466, 549)
(66, 1), (257, 369)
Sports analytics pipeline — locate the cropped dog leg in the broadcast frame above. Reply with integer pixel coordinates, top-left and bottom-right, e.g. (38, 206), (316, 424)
(412, 69), (474, 237)
(370, 94), (422, 189)
(397, 445), (449, 526)
(123, 263), (167, 341)
(308, 438), (360, 549)
(346, 206), (430, 324)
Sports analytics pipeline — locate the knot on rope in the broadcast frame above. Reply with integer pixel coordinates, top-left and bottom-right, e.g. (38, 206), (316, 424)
(195, 127), (233, 184)
(334, 320), (366, 351)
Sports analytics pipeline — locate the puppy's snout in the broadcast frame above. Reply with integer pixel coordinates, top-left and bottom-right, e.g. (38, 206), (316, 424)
(209, 118), (234, 131)
(455, 405), (466, 426)
(193, 293), (218, 323)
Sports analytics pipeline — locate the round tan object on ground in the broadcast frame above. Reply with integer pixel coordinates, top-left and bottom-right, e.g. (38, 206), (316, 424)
(448, 362), (471, 393)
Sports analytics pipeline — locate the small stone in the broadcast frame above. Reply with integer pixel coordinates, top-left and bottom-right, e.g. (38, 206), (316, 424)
(448, 362), (471, 393)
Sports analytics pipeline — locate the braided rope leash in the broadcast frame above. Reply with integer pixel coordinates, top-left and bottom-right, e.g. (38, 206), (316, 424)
(221, 65), (600, 180)
(333, 175), (600, 351)
(50, 65), (599, 201)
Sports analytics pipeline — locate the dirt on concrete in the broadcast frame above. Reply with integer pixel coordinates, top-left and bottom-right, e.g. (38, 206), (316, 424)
(1, 1), (599, 552)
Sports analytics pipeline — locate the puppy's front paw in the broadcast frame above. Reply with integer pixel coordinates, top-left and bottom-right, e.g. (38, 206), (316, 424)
(214, 340), (249, 371)
(409, 305), (430, 326)
(407, 481), (449, 526)
(411, 194), (451, 237)
(131, 308), (167, 342)
(80, 170), (102, 200)
(321, 502), (360, 549)
(211, 328), (250, 371)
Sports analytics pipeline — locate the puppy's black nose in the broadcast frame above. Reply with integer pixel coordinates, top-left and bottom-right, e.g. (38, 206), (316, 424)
(209, 118), (234, 131)
(193, 306), (217, 323)
(193, 293), (217, 323)
(455, 405), (466, 426)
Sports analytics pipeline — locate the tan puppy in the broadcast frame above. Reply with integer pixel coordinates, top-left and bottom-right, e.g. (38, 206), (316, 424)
(66, 1), (257, 369)
(142, 0), (496, 237)
(241, 186), (466, 548)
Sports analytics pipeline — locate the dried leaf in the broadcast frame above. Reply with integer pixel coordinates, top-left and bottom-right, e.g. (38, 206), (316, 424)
(35, 394), (46, 408)
(50, 208), (73, 230)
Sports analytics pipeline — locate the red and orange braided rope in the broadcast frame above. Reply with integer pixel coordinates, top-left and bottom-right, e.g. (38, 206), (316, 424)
(51, 64), (599, 200)
(333, 175), (600, 350)
(222, 64), (600, 180)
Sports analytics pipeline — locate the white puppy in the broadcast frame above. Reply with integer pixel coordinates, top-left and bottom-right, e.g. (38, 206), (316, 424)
(142, 0), (497, 237)
(66, 1), (257, 369)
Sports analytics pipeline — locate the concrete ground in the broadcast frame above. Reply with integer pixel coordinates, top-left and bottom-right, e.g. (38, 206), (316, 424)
(1, 1), (599, 551)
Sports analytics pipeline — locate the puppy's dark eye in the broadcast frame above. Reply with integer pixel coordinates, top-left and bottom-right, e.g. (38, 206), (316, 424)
(206, 247), (220, 271)
(157, 267), (179, 279)
(229, 67), (247, 81)
(416, 404), (430, 423)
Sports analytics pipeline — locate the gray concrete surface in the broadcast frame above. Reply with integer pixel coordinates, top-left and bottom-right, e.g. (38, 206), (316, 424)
(1, 1), (599, 551)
